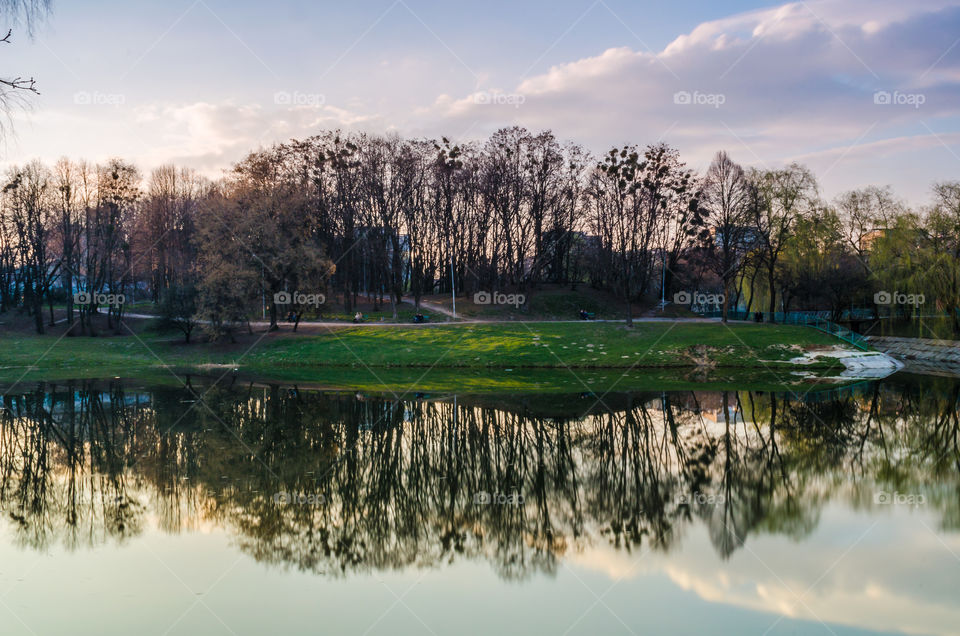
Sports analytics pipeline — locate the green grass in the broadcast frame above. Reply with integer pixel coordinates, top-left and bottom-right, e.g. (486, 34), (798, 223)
(0, 322), (848, 391)
(0, 362), (852, 396)
(242, 322), (845, 369)
(227, 366), (851, 394)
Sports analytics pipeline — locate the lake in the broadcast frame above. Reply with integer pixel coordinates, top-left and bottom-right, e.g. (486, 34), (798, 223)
(0, 373), (957, 635)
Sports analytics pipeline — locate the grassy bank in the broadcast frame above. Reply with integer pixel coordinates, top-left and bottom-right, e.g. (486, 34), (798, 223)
(1, 366), (854, 396)
(241, 322), (846, 369)
(0, 321), (850, 385)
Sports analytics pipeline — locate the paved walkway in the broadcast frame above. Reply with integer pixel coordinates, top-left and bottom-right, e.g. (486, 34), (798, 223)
(109, 309), (716, 329)
(355, 292), (457, 319)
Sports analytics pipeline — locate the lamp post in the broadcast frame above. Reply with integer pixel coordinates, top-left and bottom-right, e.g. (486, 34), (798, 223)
(661, 248), (666, 311)
(450, 250), (456, 319)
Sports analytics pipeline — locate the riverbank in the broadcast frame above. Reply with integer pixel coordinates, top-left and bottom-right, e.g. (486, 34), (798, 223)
(866, 335), (960, 376)
(0, 321), (886, 385)
(239, 322), (855, 369)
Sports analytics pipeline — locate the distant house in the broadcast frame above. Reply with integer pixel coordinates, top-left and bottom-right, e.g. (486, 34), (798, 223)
(858, 229), (889, 252)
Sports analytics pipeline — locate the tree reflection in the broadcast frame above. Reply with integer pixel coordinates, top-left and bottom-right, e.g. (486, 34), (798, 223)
(0, 376), (957, 578)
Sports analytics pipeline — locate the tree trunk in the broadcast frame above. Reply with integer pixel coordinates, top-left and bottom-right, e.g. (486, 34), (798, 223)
(32, 289), (44, 334)
(65, 271), (74, 327)
(721, 274), (730, 323)
(767, 266), (777, 322)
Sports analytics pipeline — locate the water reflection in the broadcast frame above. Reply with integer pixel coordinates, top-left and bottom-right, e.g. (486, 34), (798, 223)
(1, 376), (957, 580)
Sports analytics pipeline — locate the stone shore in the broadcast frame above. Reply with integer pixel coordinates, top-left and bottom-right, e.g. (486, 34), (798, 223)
(865, 336), (960, 376)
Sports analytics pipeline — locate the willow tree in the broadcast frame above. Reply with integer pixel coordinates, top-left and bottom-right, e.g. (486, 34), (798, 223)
(927, 182), (960, 335)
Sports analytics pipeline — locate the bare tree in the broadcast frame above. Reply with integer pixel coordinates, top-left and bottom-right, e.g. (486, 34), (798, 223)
(2, 161), (58, 333)
(749, 164), (818, 318)
(702, 152), (751, 322)
(0, 0), (51, 138)
(834, 185), (901, 274)
(588, 146), (646, 326)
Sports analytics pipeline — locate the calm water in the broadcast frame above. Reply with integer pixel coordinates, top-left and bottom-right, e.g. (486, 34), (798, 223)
(0, 374), (957, 635)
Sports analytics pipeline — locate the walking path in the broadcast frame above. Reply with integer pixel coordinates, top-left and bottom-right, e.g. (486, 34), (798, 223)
(352, 292), (459, 319)
(107, 309), (714, 328)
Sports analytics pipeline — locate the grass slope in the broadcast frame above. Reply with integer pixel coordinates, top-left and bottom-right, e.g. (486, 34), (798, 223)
(2, 321), (845, 381)
(242, 322), (844, 369)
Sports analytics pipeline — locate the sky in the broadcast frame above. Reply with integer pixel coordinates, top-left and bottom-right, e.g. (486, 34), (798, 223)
(2, 0), (960, 205)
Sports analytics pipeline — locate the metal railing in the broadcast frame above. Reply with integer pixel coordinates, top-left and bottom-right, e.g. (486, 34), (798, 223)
(699, 309), (871, 351)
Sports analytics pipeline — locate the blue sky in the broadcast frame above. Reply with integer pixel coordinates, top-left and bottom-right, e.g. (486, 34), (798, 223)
(4, 0), (960, 204)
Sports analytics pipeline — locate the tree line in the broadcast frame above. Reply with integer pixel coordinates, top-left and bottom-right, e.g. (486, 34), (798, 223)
(1, 127), (958, 338)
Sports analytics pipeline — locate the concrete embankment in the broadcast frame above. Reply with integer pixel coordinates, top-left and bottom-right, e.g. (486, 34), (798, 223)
(866, 336), (960, 376)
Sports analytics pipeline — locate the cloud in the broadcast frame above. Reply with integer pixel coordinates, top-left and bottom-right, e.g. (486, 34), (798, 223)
(136, 101), (388, 171)
(4, 100), (385, 179)
(424, 0), (960, 201)
(568, 498), (960, 636)
(7, 0), (960, 203)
